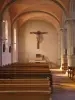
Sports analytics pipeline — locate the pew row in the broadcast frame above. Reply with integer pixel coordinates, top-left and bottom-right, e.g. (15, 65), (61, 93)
(68, 66), (75, 80)
(0, 62), (53, 99)
(0, 92), (50, 100)
(0, 62), (52, 80)
(0, 78), (51, 100)
(0, 79), (50, 91)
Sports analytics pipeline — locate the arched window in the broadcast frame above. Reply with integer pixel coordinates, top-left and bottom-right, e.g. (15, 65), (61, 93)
(14, 28), (16, 43)
(5, 20), (8, 47)
(13, 28), (17, 51)
(2, 20), (8, 52)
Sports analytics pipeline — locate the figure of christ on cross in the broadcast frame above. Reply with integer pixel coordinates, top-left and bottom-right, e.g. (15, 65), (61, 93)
(30, 31), (48, 49)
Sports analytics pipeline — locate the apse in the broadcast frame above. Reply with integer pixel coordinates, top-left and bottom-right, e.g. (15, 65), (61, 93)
(18, 20), (58, 65)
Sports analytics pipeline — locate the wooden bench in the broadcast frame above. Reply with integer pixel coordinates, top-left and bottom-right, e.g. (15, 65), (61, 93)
(0, 78), (50, 90)
(5, 62), (49, 67)
(68, 66), (75, 79)
(0, 92), (50, 100)
(0, 79), (49, 84)
(0, 78), (51, 100)
(62, 63), (68, 70)
(0, 63), (51, 78)
(0, 62), (53, 95)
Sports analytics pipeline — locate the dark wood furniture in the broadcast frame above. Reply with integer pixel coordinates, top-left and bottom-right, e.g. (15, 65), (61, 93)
(68, 66), (75, 80)
(0, 62), (53, 100)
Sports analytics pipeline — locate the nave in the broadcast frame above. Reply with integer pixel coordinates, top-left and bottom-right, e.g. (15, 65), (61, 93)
(0, 0), (75, 100)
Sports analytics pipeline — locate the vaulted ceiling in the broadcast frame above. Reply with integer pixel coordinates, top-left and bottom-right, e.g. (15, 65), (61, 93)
(0, 0), (70, 30)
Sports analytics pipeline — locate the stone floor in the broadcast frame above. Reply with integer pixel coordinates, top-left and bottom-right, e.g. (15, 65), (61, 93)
(51, 69), (75, 100)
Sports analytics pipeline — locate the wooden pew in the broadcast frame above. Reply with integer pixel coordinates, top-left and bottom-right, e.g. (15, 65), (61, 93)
(0, 79), (49, 84)
(0, 62), (53, 94)
(68, 66), (75, 79)
(0, 78), (51, 100)
(0, 63), (51, 78)
(0, 92), (50, 100)
(62, 63), (68, 70)
(0, 78), (51, 92)
(0, 79), (50, 90)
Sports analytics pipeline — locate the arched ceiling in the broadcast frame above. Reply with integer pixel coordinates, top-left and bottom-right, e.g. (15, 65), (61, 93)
(0, 0), (70, 30)
(0, 0), (5, 10)
(17, 12), (60, 31)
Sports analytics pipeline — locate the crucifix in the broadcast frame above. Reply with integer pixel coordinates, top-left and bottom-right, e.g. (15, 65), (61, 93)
(30, 31), (48, 49)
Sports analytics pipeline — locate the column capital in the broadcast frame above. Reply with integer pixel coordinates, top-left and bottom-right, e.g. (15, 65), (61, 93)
(60, 28), (67, 32)
(65, 18), (75, 24)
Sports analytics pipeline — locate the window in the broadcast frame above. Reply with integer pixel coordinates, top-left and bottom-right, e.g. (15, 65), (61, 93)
(5, 20), (8, 47)
(13, 28), (17, 51)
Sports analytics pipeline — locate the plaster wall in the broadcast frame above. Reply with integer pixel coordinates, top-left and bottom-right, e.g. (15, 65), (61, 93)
(18, 20), (58, 64)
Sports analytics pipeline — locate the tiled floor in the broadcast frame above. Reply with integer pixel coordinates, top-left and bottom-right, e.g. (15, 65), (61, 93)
(51, 69), (75, 100)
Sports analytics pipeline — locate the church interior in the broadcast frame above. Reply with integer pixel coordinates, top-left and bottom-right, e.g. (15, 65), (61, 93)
(0, 0), (75, 100)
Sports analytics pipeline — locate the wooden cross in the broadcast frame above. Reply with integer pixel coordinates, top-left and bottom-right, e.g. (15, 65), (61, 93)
(30, 31), (48, 49)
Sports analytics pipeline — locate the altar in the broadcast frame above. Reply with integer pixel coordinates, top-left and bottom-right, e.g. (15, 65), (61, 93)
(29, 59), (47, 63)
(29, 53), (47, 63)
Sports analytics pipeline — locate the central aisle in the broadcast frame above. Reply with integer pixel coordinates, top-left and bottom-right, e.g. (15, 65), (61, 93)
(51, 69), (75, 100)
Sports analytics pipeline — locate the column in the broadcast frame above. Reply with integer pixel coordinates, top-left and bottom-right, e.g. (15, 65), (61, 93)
(11, 24), (13, 63)
(58, 32), (61, 66)
(66, 19), (75, 66)
(11, 24), (18, 63)
(0, 17), (2, 66)
(60, 28), (67, 69)
(11, 26), (16, 63)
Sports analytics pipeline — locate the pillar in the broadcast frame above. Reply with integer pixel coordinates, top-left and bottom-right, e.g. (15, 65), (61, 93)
(0, 18), (2, 66)
(60, 28), (67, 70)
(58, 32), (61, 66)
(66, 19), (75, 66)
(11, 24), (13, 63)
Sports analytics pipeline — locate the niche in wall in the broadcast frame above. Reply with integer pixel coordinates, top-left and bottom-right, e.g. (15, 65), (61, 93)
(3, 43), (6, 52)
(9, 45), (11, 53)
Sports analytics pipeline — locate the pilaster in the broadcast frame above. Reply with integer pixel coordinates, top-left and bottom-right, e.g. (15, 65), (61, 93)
(65, 19), (75, 66)
(60, 28), (67, 69)
(0, 17), (3, 66)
